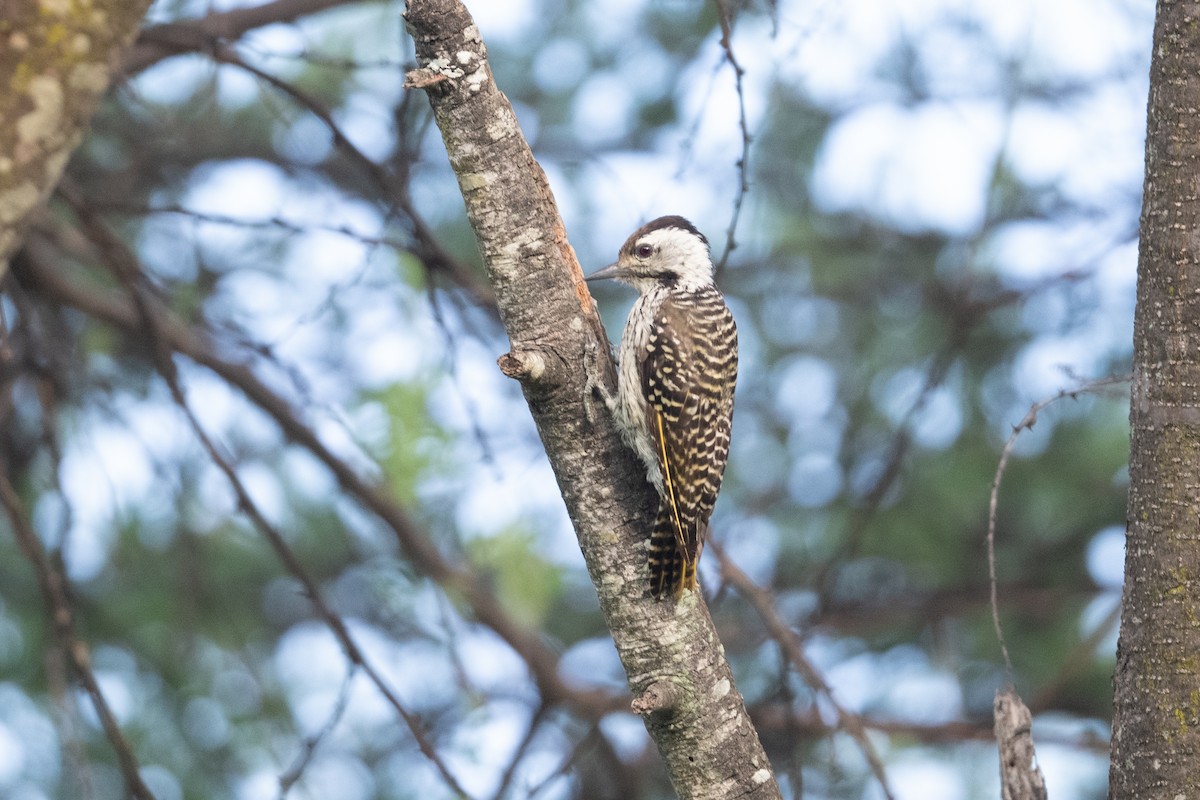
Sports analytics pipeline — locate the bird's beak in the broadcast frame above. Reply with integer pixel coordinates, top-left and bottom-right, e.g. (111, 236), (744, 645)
(585, 262), (625, 282)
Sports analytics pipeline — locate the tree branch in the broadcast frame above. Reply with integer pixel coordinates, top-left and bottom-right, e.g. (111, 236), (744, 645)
(12, 233), (620, 722)
(712, 542), (894, 800)
(986, 375), (1129, 677)
(712, 0), (751, 277)
(403, 1), (780, 796)
(53, 190), (476, 796)
(207, 45), (497, 311)
(0, 468), (157, 800)
(123, 0), (366, 75)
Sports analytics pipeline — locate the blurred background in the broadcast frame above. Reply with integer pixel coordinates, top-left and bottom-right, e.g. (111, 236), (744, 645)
(0, 0), (1146, 797)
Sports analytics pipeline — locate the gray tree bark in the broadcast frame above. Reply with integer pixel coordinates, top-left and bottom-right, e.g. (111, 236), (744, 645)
(402, 1), (781, 797)
(0, 0), (153, 275)
(994, 688), (1046, 800)
(1110, 0), (1200, 796)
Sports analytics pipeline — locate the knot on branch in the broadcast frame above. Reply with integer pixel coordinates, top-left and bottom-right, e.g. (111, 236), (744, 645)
(632, 680), (682, 716)
(403, 68), (450, 90)
(402, 17), (487, 97)
(498, 349), (548, 384)
(403, 52), (488, 95)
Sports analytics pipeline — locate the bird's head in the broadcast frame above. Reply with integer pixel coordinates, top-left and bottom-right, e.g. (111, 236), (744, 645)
(587, 215), (714, 293)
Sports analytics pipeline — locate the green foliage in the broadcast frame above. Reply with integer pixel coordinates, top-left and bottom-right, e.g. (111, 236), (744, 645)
(364, 379), (451, 505)
(466, 527), (563, 629)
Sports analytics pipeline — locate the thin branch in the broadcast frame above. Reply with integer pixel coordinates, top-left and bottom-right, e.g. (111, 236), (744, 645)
(124, 0), (366, 75)
(768, 647), (805, 797)
(0, 293), (95, 795)
(986, 374), (1129, 675)
(713, 0), (752, 277)
(489, 703), (551, 800)
(44, 636), (98, 800)
(59, 189), (478, 800)
(812, 580), (1101, 633)
(813, 339), (960, 599)
(0, 469), (158, 800)
(749, 702), (1110, 752)
(424, 277), (500, 472)
(278, 666), (359, 798)
(95, 202), (419, 259)
(210, 46), (496, 311)
(14, 230), (622, 721)
(814, 270), (1093, 598)
(163, 297), (476, 800)
(711, 542), (895, 800)
(525, 721), (605, 800)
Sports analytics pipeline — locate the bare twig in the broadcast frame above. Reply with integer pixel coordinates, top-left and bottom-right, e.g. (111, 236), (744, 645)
(985, 375), (1129, 675)
(813, 340), (960, 598)
(124, 0), (364, 75)
(489, 703), (550, 800)
(178, 384), (475, 800)
(711, 542), (895, 800)
(713, 0), (752, 276)
(750, 702), (1109, 751)
(44, 637), (98, 800)
(0, 470), (158, 800)
(211, 46), (496, 311)
(14, 229), (622, 720)
(815, 271), (1097, 598)
(162, 301), (476, 800)
(59, 191), (478, 800)
(278, 666), (358, 798)
(95, 203), (416, 261)
(525, 721), (604, 800)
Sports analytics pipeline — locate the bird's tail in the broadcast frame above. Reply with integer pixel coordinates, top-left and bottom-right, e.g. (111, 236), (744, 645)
(648, 505), (699, 600)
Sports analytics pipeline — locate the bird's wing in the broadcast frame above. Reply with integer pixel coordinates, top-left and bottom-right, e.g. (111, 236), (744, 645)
(640, 292), (737, 592)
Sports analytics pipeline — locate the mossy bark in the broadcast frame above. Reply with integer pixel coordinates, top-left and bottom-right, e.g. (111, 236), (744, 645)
(0, 0), (153, 274)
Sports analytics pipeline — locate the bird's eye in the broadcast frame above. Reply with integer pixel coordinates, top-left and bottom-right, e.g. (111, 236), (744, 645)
(635, 244), (654, 259)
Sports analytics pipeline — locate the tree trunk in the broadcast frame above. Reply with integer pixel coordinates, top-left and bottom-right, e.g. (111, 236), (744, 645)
(1110, 0), (1200, 796)
(0, 0), (153, 275)
(402, 1), (780, 797)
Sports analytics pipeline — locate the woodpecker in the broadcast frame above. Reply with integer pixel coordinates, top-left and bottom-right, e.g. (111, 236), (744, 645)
(587, 216), (738, 599)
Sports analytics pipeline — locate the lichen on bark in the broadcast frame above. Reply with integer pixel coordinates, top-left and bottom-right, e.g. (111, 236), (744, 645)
(0, 0), (154, 274)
